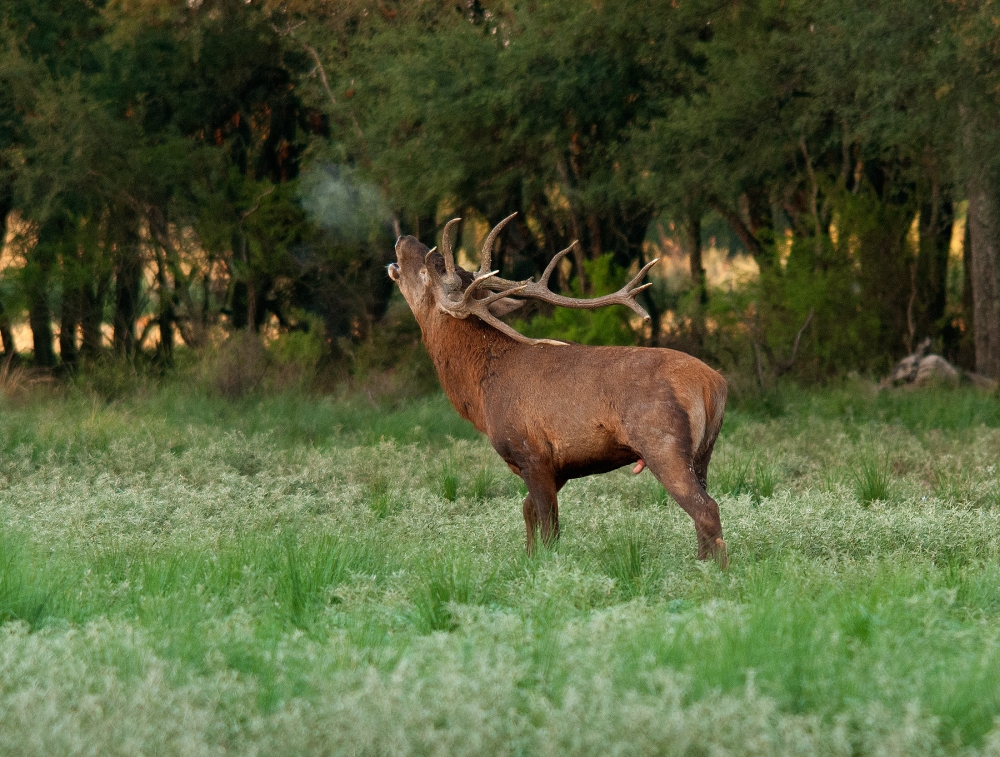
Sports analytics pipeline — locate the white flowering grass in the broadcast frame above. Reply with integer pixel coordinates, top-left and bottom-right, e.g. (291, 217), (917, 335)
(2, 381), (1000, 755)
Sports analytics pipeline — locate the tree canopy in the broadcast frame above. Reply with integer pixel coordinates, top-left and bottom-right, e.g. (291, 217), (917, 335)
(2, 0), (1000, 381)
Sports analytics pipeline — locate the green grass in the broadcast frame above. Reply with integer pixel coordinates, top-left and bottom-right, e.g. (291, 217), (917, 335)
(2, 380), (1000, 754)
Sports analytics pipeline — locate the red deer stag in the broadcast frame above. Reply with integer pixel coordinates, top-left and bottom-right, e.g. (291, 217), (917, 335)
(388, 214), (728, 566)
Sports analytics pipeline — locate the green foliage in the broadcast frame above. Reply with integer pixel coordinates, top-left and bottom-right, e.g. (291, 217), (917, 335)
(1, 0), (998, 381)
(267, 314), (326, 389)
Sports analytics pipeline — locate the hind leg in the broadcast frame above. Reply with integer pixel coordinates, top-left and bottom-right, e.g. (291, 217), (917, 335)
(643, 441), (727, 567)
(693, 432), (720, 492)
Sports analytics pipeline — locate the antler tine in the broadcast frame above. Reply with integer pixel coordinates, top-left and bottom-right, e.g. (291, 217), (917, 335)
(470, 309), (567, 347)
(458, 273), (526, 308)
(538, 241), (577, 287)
(464, 294), (566, 347)
(510, 257), (660, 322)
(626, 258), (660, 291)
(440, 218), (462, 276)
(478, 212), (518, 278)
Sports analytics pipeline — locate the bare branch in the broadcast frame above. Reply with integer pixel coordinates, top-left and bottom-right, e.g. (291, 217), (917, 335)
(708, 197), (764, 259)
(242, 185), (275, 219)
(272, 22), (336, 107)
(774, 307), (815, 377)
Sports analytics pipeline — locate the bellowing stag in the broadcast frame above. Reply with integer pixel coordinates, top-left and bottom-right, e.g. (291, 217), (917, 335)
(388, 215), (728, 566)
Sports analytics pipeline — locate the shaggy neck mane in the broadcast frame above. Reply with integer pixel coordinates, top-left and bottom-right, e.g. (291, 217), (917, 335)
(419, 309), (516, 432)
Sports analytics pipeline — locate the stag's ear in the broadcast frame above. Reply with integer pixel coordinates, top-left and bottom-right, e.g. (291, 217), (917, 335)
(487, 297), (526, 317)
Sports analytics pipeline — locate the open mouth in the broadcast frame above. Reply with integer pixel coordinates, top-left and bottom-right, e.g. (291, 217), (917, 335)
(387, 262), (401, 281)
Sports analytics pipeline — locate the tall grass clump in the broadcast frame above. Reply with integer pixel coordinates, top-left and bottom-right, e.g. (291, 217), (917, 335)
(278, 533), (375, 627)
(440, 466), (460, 502)
(470, 467), (502, 501)
(359, 469), (396, 518)
(716, 454), (778, 505)
(410, 551), (495, 633)
(596, 515), (655, 599)
(853, 452), (893, 505)
(0, 531), (54, 627)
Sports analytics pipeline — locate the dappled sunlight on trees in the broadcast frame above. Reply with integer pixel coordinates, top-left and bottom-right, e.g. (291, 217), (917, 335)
(1, 0), (1000, 383)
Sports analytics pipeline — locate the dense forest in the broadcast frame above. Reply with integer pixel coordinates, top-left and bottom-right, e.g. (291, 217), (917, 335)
(1, 0), (999, 384)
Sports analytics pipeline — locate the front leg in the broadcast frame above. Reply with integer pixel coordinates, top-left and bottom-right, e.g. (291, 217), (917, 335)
(522, 495), (537, 554)
(520, 467), (560, 554)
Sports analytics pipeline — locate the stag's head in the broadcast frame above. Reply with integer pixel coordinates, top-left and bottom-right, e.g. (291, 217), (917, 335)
(387, 233), (439, 318)
(388, 213), (657, 346)
(388, 214), (547, 343)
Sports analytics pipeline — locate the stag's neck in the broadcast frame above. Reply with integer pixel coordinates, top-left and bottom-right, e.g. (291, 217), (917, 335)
(419, 311), (516, 432)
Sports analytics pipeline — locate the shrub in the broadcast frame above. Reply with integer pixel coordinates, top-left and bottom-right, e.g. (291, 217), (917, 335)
(205, 331), (269, 398)
(266, 315), (326, 391)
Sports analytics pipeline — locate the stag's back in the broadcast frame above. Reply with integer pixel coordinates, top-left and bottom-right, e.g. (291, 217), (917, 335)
(481, 342), (726, 467)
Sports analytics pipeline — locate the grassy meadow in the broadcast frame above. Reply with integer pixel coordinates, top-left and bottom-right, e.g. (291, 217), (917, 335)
(3, 376), (1000, 755)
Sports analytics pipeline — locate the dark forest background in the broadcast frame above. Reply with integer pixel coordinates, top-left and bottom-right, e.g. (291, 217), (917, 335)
(2, 0), (1000, 390)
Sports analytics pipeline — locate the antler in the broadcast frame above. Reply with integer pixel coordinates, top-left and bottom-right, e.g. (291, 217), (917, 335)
(442, 273), (568, 347)
(480, 242), (658, 322)
(425, 217), (464, 293)
(425, 214), (659, 346)
(476, 212), (518, 278)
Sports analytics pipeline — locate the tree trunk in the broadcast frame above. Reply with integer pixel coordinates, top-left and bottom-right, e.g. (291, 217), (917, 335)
(966, 178), (1000, 378)
(586, 214), (603, 260)
(688, 209), (707, 305)
(26, 274), (55, 367)
(958, 215), (976, 369)
(0, 300), (14, 361)
(915, 186), (953, 341)
(113, 212), (142, 356)
(0, 194), (16, 362)
(80, 274), (110, 360)
(58, 281), (79, 368)
(158, 305), (174, 364)
(26, 219), (61, 368)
